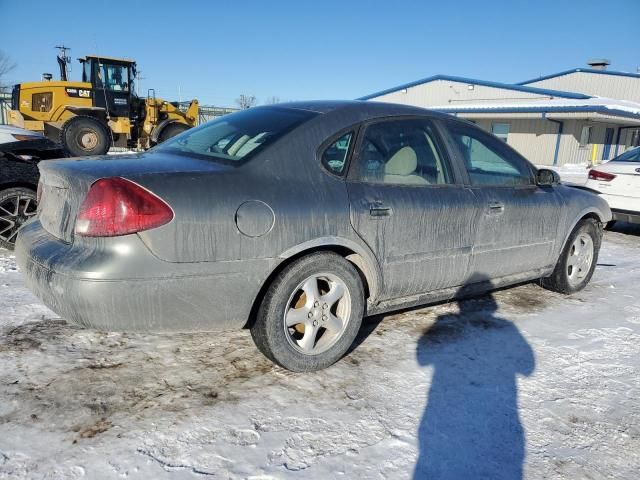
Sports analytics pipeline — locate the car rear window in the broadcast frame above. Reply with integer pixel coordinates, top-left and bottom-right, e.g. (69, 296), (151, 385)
(156, 106), (317, 164)
(613, 147), (640, 162)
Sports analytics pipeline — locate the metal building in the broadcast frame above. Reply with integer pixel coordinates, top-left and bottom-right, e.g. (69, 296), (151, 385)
(360, 62), (640, 167)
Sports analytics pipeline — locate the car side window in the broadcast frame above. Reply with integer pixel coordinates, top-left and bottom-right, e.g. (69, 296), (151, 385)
(321, 132), (353, 175)
(355, 119), (453, 186)
(448, 122), (533, 186)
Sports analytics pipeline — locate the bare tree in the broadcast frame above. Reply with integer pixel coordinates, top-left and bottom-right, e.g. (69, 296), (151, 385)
(235, 94), (257, 110)
(264, 96), (281, 105)
(0, 51), (16, 90)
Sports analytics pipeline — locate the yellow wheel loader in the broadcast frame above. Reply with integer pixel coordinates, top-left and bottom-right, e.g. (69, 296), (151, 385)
(8, 48), (198, 156)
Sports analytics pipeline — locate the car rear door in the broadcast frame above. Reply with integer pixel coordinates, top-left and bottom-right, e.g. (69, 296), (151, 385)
(443, 119), (563, 279)
(345, 117), (478, 301)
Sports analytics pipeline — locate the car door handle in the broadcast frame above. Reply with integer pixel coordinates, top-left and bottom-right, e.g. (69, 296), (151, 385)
(487, 201), (505, 214)
(369, 206), (393, 217)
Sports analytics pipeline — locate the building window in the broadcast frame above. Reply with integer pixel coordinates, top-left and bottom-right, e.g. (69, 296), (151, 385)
(627, 128), (640, 149)
(491, 123), (510, 142)
(579, 125), (592, 148)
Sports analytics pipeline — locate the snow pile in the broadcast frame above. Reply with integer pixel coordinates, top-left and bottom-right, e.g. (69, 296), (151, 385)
(0, 253), (17, 274)
(1, 227), (640, 479)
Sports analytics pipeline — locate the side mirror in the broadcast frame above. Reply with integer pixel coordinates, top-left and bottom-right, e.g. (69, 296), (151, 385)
(536, 168), (561, 187)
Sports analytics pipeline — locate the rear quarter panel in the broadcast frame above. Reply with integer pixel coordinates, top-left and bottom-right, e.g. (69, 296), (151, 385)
(134, 109), (376, 264)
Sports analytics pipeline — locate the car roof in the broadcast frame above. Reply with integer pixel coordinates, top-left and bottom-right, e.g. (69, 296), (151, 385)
(273, 100), (451, 120)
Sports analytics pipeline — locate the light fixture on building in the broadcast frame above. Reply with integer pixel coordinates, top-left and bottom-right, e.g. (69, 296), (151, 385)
(468, 84), (474, 90)
(401, 88), (408, 94)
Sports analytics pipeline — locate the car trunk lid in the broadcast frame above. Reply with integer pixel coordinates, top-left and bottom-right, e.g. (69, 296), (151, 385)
(37, 152), (230, 242)
(595, 161), (640, 196)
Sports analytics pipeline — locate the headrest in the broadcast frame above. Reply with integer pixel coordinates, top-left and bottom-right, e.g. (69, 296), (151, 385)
(385, 146), (418, 176)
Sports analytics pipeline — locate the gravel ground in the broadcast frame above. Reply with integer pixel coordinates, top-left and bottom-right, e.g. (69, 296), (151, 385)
(1, 224), (639, 479)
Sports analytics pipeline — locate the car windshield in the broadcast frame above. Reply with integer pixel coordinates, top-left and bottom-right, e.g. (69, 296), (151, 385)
(156, 107), (317, 164)
(613, 147), (640, 162)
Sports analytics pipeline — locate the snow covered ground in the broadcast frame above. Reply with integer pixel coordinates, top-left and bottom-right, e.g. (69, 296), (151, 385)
(1, 225), (640, 479)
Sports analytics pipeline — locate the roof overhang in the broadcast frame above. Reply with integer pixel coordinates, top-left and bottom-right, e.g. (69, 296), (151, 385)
(358, 74), (592, 101)
(518, 68), (640, 85)
(433, 102), (640, 125)
(446, 111), (640, 126)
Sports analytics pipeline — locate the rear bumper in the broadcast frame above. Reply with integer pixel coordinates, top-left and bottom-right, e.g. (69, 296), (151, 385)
(579, 183), (640, 223)
(611, 209), (640, 224)
(15, 220), (277, 332)
(583, 181), (640, 214)
(598, 193), (640, 213)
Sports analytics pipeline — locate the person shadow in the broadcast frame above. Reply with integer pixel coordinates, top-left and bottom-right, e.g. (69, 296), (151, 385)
(414, 274), (535, 479)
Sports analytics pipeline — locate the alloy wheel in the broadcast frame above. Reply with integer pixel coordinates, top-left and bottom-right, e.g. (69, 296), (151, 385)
(0, 194), (37, 245)
(566, 232), (594, 286)
(283, 272), (352, 355)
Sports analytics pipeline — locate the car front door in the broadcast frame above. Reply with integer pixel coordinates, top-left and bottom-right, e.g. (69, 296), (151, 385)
(444, 119), (563, 279)
(345, 117), (478, 301)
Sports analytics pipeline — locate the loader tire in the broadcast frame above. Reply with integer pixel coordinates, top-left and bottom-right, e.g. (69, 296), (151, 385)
(60, 116), (111, 157)
(157, 123), (190, 143)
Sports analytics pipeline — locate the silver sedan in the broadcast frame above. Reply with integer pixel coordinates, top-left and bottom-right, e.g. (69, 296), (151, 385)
(15, 101), (611, 371)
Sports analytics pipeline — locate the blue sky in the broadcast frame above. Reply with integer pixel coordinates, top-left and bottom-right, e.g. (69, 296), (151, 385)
(1, 0), (638, 107)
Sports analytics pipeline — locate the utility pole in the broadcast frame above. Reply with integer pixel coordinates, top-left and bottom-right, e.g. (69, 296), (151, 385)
(54, 45), (71, 81)
(135, 70), (145, 95)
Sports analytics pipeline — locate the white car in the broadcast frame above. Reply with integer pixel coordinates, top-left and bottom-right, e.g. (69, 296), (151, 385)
(0, 125), (45, 144)
(585, 146), (640, 225)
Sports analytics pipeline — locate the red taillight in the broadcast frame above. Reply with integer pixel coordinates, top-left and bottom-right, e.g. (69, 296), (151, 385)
(588, 169), (616, 182)
(75, 177), (173, 237)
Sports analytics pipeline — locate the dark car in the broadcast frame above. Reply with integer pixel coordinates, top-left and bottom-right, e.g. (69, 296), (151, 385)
(0, 125), (66, 249)
(15, 101), (611, 371)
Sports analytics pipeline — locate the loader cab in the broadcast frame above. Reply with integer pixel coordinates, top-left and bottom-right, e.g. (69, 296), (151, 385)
(80, 55), (137, 119)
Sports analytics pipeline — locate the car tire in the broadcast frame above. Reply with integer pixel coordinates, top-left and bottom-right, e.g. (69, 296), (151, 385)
(60, 116), (111, 157)
(251, 252), (365, 372)
(157, 123), (190, 143)
(0, 186), (38, 250)
(541, 218), (602, 294)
